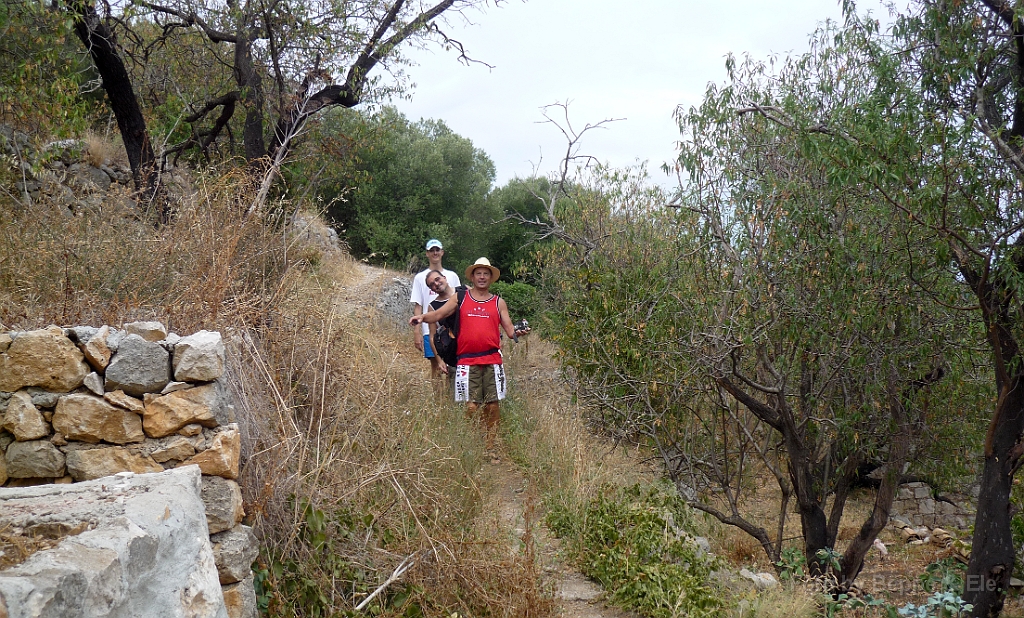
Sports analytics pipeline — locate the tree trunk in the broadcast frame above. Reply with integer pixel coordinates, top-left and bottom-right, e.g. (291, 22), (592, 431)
(966, 373), (1024, 618)
(234, 28), (266, 162)
(70, 1), (158, 205)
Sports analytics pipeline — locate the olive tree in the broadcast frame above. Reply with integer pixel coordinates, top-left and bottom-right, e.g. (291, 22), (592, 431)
(54, 0), (501, 204)
(538, 23), (980, 591)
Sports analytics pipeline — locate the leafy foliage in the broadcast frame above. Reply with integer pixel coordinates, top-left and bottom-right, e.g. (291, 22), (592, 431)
(490, 280), (537, 325)
(547, 482), (722, 618)
(316, 107), (496, 269)
(0, 1), (97, 137)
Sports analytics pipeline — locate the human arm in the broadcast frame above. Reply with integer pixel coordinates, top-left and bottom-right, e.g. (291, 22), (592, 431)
(497, 298), (518, 341)
(412, 303), (424, 351)
(427, 322), (448, 374)
(409, 294), (458, 325)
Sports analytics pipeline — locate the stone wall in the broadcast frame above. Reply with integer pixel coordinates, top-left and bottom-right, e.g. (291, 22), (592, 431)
(890, 481), (972, 530)
(0, 323), (257, 618)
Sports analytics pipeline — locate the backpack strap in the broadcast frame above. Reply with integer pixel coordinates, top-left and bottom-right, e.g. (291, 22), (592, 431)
(452, 287), (467, 338)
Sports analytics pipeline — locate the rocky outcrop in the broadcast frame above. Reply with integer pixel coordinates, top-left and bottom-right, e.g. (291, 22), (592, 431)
(0, 467), (227, 618)
(0, 323), (255, 616)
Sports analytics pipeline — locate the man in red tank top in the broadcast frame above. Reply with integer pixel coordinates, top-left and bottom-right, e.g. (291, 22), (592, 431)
(409, 258), (521, 454)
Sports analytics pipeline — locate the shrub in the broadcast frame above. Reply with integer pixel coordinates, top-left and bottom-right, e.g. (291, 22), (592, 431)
(490, 280), (537, 325)
(547, 482), (722, 618)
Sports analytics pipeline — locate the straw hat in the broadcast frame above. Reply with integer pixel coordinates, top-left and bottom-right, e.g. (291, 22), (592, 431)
(465, 257), (500, 281)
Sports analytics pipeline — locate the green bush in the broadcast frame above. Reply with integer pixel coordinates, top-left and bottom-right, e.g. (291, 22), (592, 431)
(547, 482), (722, 618)
(490, 280), (537, 325)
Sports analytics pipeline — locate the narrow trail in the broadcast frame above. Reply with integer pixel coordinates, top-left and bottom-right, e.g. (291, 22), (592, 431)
(337, 260), (631, 618)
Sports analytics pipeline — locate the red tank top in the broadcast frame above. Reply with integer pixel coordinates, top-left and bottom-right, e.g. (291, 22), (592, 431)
(457, 293), (503, 365)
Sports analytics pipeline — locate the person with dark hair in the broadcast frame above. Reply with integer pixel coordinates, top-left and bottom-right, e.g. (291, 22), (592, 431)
(409, 239), (460, 378)
(411, 258), (524, 455)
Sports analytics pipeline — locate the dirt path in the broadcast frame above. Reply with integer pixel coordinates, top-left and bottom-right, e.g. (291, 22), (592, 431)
(343, 261), (629, 618)
(484, 461), (635, 618)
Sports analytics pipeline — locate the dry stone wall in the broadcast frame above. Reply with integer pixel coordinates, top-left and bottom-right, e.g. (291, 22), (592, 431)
(890, 481), (973, 530)
(0, 323), (256, 618)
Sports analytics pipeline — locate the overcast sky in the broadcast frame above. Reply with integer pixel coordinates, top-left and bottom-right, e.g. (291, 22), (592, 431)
(393, 0), (904, 187)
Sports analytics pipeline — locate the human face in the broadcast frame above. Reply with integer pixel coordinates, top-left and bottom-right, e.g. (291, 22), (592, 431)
(427, 272), (446, 291)
(426, 247), (443, 260)
(472, 267), (492, 288)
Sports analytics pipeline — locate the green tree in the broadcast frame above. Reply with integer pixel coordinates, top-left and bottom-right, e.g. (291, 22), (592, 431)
(716, 4), (1024, 613)
(537, 28), (983, 590)
(0, 2), (96, 140)
(886, 2), (1024, 613)
(484, 177), (553, 284)
(317, 108), (495, 269)
(32, 0), (500, 210)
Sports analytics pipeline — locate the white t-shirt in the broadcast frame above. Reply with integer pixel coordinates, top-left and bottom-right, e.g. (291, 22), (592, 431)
(410, 268), (461, 335)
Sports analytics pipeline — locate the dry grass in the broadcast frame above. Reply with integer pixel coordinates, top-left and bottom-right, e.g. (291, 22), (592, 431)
(82, 132), (123, 168)
(0, 161), (557, 616)
(733, 584), (820, 618)
(228, 241), (556, 616)
(499, 338), (653, 508)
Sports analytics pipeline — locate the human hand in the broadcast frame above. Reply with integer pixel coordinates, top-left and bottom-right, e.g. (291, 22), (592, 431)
(413, 333), (424, 351)
(410, 315), (424, 327)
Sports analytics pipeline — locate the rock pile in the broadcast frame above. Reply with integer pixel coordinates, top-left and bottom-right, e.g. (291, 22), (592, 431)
(0, 322), (256, 618)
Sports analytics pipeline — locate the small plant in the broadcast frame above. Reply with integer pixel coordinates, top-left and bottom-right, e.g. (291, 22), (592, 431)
(816, 547), (843, 572)
(919, 557), (966, 594)
(548, 482), (723, 618)
(898, 591), (973, 618)
(776, 546), (807, 580)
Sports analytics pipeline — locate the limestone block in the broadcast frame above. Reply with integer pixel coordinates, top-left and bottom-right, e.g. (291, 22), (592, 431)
(180, 423), (204, 437)
(897, 486), (914, 500)
(65, 446), (163, 481)
(162, 381), (191, 394)
(0, 450), (7, 485)
(5, 440), (65, 478)
(106, 328), (126, 352)
(0, 467), (228, 618)
(104, 389), (144, 413)
(52, 393), (144, 444)
(0, 332), (11, 353)
(2, 392), (49, 441)
(104, 335), (171, 397)
(0, 327), (89, 392)
(25, 388), (60, 409)
(174, 331), (226, 382)
(920, 498), (936, 515)
(83, 371), (104, 396)
(181, 425), (240, 479)
(211, 525), (258, 585)
(124, 320), (167, 342)
(222, 575), (257, 618)
(81, 325), (111, 372)
(142, 385), (221, 438)
(739, 568), (779, 590)
(913, 485), (931, 499)
(201, 475), (244, 534)
(66, 325), (97, 346)
(144, 435), (197, 463)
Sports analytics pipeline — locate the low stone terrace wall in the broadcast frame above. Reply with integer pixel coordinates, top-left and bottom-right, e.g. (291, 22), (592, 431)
(0, 322), (256, 618)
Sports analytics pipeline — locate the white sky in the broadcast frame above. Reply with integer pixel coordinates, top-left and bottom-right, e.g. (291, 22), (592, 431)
(394, 0), (904, 187)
